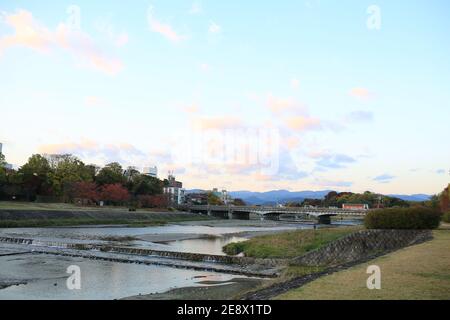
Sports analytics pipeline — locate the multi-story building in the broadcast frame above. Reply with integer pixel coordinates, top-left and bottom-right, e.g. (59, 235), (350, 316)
(212, 188), (232, 205)
(0, 143), (13, 169)
(143, 166), (158, 178)
(163, 173), (185, 205)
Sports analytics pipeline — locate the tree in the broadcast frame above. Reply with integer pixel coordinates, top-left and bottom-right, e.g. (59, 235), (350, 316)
(46, 154), (93, 198)
(233, 198), (246, 206)
(99, 183), (130, 205)
(439, 184), (450, 212)
(18, 154), (52, 200)
(129, 174), (163, 196)
(0, 152), (6, 167)
(207, 192), (223, 205)
(124, 166), (140, 182)
(0, 153), (6, 186)
(68, 181), (99, 204)
(96, 162), (125, 186)
(137, 194), (168, 208)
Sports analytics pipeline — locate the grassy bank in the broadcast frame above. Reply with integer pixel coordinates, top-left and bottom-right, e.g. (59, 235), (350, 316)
(275, 228), (450, 300)
(0, 216), (213, 228)
(0, 201), (170, 212)
(0, 201), (214, 228)
(223, 226), (361, 259)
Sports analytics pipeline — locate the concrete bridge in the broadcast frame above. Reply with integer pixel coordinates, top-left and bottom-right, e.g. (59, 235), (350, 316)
(180, 205), (368, 224)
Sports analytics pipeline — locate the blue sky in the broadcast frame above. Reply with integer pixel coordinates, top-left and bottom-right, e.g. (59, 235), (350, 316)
(0, 0), (449, 194)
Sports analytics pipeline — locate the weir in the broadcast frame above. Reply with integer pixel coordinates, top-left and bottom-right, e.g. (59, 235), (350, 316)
(0, 236), (284, 278)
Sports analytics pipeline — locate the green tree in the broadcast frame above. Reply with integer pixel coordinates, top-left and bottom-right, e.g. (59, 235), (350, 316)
(0, 153), (6, 186)
(0, 152), (6, 167)
(46, 154), (92, 198)
(96, 162), (125, 186)
(207, 192), (223, 205)
(129, 174), (163, 196)
(18, 154), (52, 200)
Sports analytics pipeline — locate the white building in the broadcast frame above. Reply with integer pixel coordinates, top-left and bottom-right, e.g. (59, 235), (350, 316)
(143, 166), (158, 178)
(0, 143), (13, 169)
(163, 187), (186, 205)
(163, 173), (185, 205)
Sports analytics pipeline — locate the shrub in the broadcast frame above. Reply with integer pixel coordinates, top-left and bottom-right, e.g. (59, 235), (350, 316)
(364, 207), (441, 230)
(442, 211), (450, 223)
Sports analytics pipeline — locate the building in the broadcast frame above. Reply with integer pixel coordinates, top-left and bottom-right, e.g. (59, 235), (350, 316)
(163, 173), (185, 205)
(185, 192), (208, 205)
(211, 188), (232, 205)
(342, 204), (369, 210)
(0, 142), (13, 170)
(143, 166), (158, 178)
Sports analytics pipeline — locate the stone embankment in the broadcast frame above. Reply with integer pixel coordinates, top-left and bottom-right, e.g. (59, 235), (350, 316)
(0, 209), (201, 221)
(242, 229), (433, 299)
(292, 229), (432, 267)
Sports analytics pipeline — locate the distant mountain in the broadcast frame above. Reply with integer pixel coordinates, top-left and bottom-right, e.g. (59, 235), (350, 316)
(388, 194), (431, 202)
(228, 190), (332, 205)
(185, 189), (431, 205)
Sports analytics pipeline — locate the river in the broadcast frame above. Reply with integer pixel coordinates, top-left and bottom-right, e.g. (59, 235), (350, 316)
(0, 218), (360, 299)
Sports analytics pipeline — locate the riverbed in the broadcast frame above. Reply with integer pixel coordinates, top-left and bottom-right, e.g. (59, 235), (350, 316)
(0, 218), (361, 299)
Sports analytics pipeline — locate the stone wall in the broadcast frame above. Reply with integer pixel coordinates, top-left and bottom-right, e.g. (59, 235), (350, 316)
(0, 209), (202, 221)
(292, 229), (433, 267)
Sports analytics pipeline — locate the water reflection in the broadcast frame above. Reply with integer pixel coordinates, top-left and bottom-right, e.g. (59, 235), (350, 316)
(0, 254), (246, 300)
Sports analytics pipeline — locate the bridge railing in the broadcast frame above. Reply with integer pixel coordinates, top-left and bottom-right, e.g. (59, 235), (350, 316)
(179, 204), (368, 215)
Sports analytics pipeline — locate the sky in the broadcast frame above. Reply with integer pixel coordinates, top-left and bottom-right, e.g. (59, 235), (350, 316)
(0, 0), (449, 194)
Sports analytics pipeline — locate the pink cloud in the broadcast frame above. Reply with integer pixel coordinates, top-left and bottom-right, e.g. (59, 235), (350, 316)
(285, 116), (322, 131)
(147, 7), (184, 43)
(267, 94), (306, 114)
(85, 96), (104, 107)
(349, 87), (373, 100)
(0, 10), (123, 75)
(37, 140), (145, 165)
(193, 116), (242, 130)
(183, 104), (200, 114)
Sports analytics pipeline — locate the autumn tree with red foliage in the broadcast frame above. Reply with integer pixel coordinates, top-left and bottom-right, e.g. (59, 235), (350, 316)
(99, 184), (130, 205)
(137, 194), (168, 208)
(71, 182), (99, 202)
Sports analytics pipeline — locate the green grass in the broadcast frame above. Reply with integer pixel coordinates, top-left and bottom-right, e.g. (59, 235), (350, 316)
(223, 226), (361, 259)
(0, 201), (171, 212)
(276, 229), (450, 300)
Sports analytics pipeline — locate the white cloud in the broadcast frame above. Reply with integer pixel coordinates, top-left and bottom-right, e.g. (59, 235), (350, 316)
(189, 2), (202, 15)
(208, 21), (221, 34)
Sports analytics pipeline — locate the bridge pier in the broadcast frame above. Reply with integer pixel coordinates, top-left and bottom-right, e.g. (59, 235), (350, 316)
(264, 213), (280, 221)
(211, 211), (229, 219)
(318, 215), (331, 225)
(230, 212), (250, 220)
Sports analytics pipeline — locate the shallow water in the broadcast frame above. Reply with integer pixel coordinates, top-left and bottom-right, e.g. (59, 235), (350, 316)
(0, 222), (309, 255)
(0, 253), (246, 300)
(0, 219), (361, 299)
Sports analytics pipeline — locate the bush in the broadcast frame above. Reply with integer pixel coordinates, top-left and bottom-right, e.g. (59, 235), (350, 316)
(442, 211), (450, 223)
(364, 207), (441, 230)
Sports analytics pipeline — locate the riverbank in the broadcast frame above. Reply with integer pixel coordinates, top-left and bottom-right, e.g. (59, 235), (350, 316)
(123, 278), (265, 300)
(0, 202), (215, 227)
(276, 228), (450, 300)
(223, 226), (362, 258)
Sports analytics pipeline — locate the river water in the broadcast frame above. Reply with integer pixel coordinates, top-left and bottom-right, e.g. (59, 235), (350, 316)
(0, 219), (360, 299)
